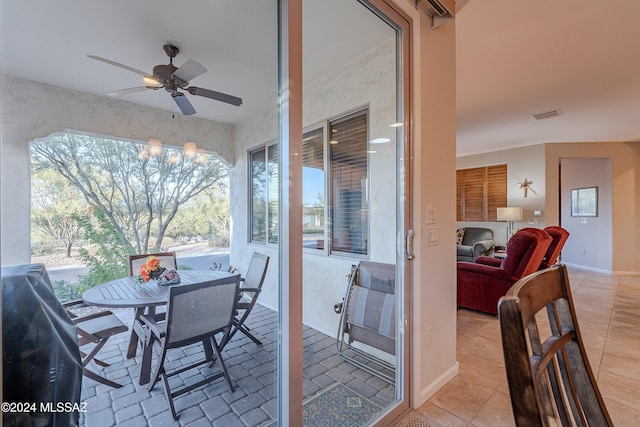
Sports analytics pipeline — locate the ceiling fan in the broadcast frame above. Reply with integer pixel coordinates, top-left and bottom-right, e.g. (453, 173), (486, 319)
(88, 44), (242, 116)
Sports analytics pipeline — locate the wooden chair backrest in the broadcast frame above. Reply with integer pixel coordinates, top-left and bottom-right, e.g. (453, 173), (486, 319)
(498, 265), (612, 426)
(128, 252), (177, 276)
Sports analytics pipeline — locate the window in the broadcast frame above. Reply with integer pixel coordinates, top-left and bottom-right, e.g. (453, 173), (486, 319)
(457, 164), (507, 221)
(302, 127), (326, 249)
(249, 143), (278, 243)
(301, 109), (369, 256)
(250, 110), (369, 254)
(329, 112), (368, 255)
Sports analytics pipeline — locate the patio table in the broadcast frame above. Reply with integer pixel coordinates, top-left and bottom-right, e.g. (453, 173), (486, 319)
(83, 269), (235, 385)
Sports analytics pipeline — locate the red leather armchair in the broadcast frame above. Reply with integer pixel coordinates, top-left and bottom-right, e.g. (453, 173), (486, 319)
(540, 226), (570, 269)
(457, 228), (552, 315)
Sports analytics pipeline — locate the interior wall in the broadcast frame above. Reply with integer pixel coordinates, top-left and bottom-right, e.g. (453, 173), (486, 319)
(560, 157), (612, 272)
(456, 144), (546, 244)
(546, 142), (640, 274)
(411, 9), (458, 407)
(0, 75), (235, 266)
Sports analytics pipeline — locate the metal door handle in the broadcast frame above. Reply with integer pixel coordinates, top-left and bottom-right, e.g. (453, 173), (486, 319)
(405, 229), (415, 260)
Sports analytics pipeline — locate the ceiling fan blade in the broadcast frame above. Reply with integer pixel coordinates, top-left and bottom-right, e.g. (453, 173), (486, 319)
(187, 87), (243, 106)
(107, 86), (157, 97)
(172, 59), (207, 82)
(87, 55), (152, 77)
(172, 93), (196, 115)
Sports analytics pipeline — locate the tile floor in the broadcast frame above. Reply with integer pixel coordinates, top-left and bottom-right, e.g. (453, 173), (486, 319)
(395, 267), (640, 427)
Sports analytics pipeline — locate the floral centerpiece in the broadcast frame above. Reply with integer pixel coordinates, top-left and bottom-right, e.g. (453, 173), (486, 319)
(139, 256), (165, 282)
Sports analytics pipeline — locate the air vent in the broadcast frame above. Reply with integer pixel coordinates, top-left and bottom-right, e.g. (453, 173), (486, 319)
(531, 109), (563, 121)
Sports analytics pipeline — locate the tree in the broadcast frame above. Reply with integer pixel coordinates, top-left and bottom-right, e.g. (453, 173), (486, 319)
(31, 168), (86, 257)
(31, 132), (229, 254)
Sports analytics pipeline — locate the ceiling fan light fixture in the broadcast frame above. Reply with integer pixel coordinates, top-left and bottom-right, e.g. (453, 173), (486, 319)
(143, 75), (161, 86)
(183, 141), (197, 158)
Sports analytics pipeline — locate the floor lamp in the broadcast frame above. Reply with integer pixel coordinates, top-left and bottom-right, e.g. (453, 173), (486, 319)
(497, 207), (523, 241)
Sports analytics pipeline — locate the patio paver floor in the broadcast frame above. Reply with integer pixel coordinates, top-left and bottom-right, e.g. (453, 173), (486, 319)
(79, 304), (395, 426)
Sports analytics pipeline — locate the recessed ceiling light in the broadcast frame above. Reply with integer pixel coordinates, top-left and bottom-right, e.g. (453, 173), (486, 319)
(329, 140), (339, 145)
(389, 122), (403, 128)
(367, 150), (377, 154)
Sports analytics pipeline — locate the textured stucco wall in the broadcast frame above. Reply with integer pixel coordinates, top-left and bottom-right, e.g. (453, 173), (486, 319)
(230, 37), (397, 336)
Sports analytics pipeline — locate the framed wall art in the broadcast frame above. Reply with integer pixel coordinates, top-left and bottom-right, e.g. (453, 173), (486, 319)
(571, 187), (598, 217)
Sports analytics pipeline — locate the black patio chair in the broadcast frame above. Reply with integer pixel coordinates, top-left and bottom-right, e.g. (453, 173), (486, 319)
(140, 274), (241, 420)
(221, 252), (269, 348)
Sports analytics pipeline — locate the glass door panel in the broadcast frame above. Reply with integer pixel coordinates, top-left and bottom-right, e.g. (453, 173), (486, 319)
(301, 0), (410, 424)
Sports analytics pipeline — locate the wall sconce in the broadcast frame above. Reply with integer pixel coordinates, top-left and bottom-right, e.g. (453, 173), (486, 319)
(497, 206), (523, 240)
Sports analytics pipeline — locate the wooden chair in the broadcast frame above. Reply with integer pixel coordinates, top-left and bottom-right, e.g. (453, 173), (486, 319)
(221, 252), (269, 348)
(498, 264), (613, 426)
(128, 251), (177, 276)
(126, 252), (177, 357)
(64, 300), (129, 388)
(140, 275), (241, 420)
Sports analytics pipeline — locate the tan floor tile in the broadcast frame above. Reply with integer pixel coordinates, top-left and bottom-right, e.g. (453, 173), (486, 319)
(600, 352), (640, 382)
(415, 401), (468, 427)
(457, 351), (507, 391)
(469, 391), (514, 427)
(604, 336), (640, 361)
(457, 333), (504, 365)
(604, 398), (640, 427)
(429, 375), (493, 422)
(598, 370), (640, 411)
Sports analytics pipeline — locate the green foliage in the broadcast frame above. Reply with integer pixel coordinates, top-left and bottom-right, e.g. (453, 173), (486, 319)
(75, 210), (132, 290)
(52, 279), (83, 303)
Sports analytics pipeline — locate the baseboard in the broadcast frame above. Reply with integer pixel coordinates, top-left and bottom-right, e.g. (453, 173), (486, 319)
(414, 361), (459, 408)
(563, 262), (611, 275)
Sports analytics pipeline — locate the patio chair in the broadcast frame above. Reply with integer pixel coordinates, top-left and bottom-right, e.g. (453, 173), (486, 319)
(140, 274), (241, 420)
(64, 300), (129, 388)
(498, 264), (613, 426)
(336, 261), (396, 384)
(128, 251), (177, 276)
(127, 252), (177, 355)
(221, 252), (270, 348)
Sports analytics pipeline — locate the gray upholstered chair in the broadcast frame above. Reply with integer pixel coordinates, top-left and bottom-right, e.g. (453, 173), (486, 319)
(456, 227), (495, 262)
(141, 274), (241, 420)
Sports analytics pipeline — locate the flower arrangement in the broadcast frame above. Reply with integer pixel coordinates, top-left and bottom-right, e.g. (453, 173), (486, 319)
(139, 256), (165, 282)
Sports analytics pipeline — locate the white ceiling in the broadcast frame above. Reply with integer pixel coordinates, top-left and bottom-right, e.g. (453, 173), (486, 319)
(2, 0), (640, 156)
(456, 0), (640, 156)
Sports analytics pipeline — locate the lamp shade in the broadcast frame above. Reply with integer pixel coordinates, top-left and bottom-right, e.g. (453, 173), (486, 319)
(497, 207), (523, 221)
